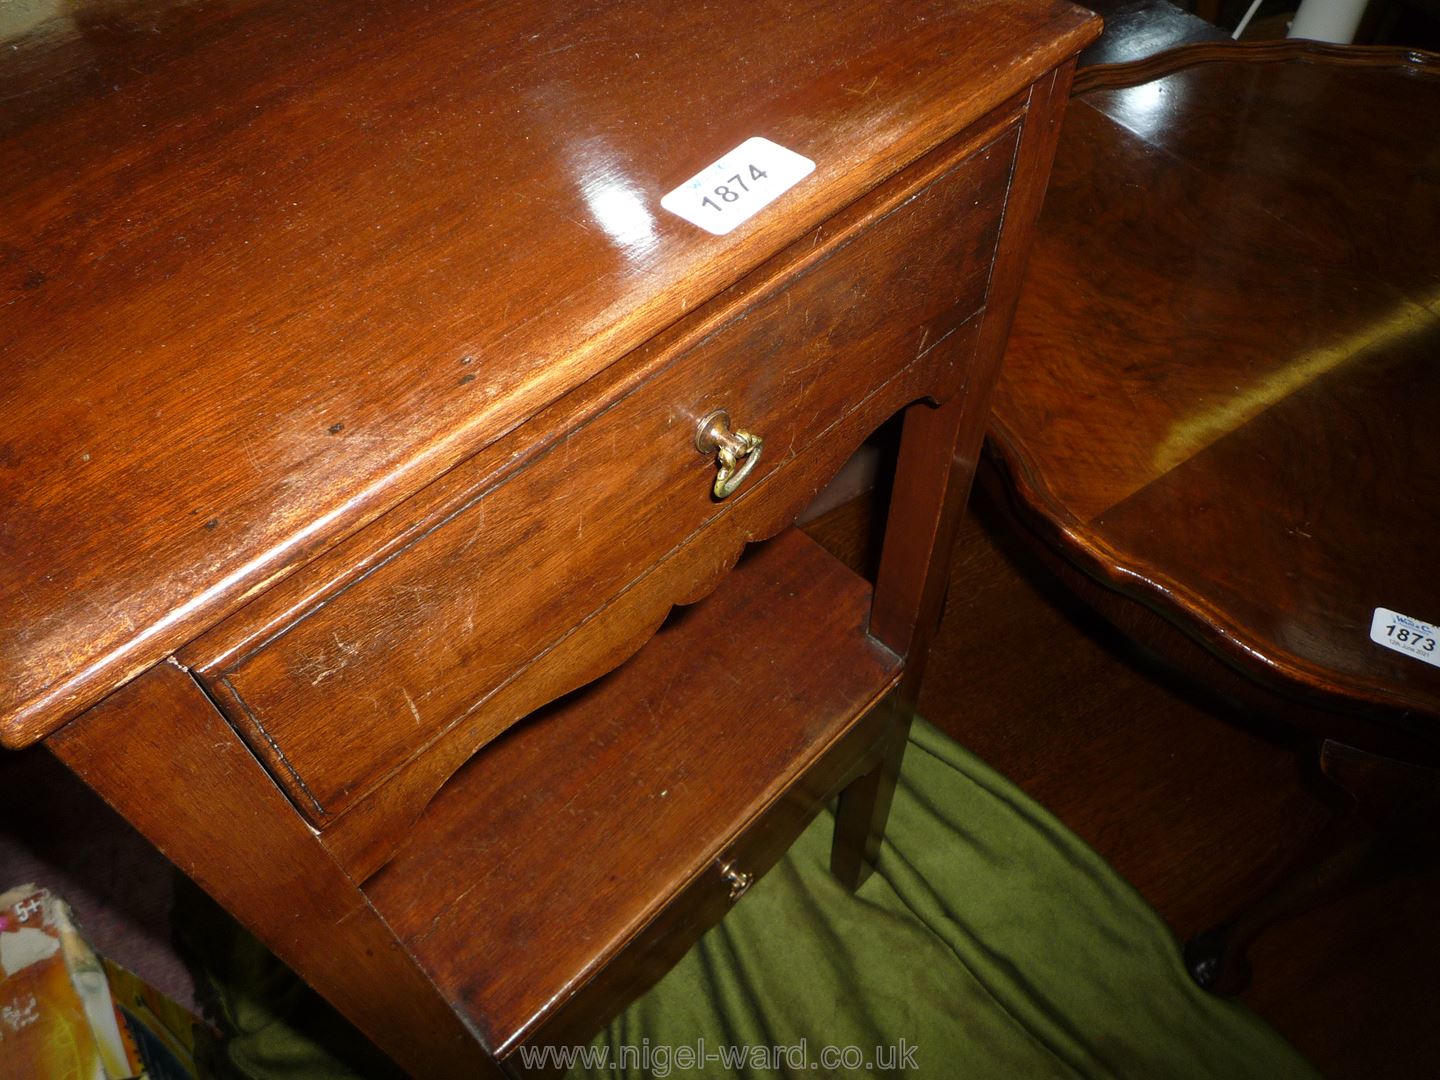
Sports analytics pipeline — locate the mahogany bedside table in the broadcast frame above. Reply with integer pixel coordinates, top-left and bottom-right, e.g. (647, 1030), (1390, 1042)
(1, 1), (1098, 1073)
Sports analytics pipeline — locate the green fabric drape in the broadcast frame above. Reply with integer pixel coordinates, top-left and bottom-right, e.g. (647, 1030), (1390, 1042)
(572, 718), (1315, 1079)
(180, 718), (1316, 1079)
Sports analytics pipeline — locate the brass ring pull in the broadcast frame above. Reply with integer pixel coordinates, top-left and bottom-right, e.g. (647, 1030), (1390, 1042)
(717, 859), (753, 901)
(695, 410), (763, 500)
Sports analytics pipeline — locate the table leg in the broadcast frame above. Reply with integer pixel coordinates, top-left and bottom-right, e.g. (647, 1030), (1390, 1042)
(1186, 739), (1440, 994)
(46, 662), (498, 1078)
(832, 697), (912, 889)
(830, 62), (1080, 891)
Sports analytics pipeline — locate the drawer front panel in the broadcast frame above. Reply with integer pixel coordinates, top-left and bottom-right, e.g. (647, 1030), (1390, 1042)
(210, 129), (1017, 820)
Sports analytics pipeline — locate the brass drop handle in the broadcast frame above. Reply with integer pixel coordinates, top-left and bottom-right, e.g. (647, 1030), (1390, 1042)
(695, 410), (763, 500)
(717, 859), (753, 901)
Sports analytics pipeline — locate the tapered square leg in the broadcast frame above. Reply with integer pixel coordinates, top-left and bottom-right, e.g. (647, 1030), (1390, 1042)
(831, 704), (914, 890)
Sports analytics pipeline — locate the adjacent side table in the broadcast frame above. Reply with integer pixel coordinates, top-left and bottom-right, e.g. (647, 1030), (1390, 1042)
(987, 42), (1440, 992)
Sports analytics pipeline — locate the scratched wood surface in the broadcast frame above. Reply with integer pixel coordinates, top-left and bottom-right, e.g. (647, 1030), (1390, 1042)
(190, 129), (1013, 827)
(13, 3), (1100, 1072)
(0, 0), (1095, 747)
(365, 528), (901, 1058)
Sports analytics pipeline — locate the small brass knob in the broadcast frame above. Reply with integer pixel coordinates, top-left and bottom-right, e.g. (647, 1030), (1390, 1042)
(695, 410), (763, 500)
(717, 859), (753, 901)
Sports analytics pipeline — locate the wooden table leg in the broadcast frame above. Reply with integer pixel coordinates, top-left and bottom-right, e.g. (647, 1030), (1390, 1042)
(832, 696), (913, 888)
(1186, 739), (1440, 994)
(830, 63), (1080, 891)
(832, 390), (973, 890)
(46, 663), (498, 1079)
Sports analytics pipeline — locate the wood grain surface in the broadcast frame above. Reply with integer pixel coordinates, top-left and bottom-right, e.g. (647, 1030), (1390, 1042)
(323, 308), (985, 885)
(197, 129), (1014, 823)
(1, 0), (1095, 747)
(12, 3), (1100, 1071)
(990, 44), (1440, 729)
(365, 529), (900, 1058)
(46, 661), (500, 1078)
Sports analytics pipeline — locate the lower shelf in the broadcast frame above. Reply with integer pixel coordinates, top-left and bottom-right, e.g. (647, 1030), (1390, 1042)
(364, 527), (902, 1059)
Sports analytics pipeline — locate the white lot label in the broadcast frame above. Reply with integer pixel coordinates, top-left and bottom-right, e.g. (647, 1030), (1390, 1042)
(661, 137), (815, 236)
(1370, 607), (1440, 669)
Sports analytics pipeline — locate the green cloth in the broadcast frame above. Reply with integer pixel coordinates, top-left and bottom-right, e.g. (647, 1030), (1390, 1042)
(570, 719), (1316, 1080)
(179, 718), (1316, 1079)
(175, 876), (403, 1080)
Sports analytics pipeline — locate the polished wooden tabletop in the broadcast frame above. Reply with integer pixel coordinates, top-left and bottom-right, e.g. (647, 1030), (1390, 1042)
(0, 0), (1096, 748)
(989, 42), (1440, 739)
